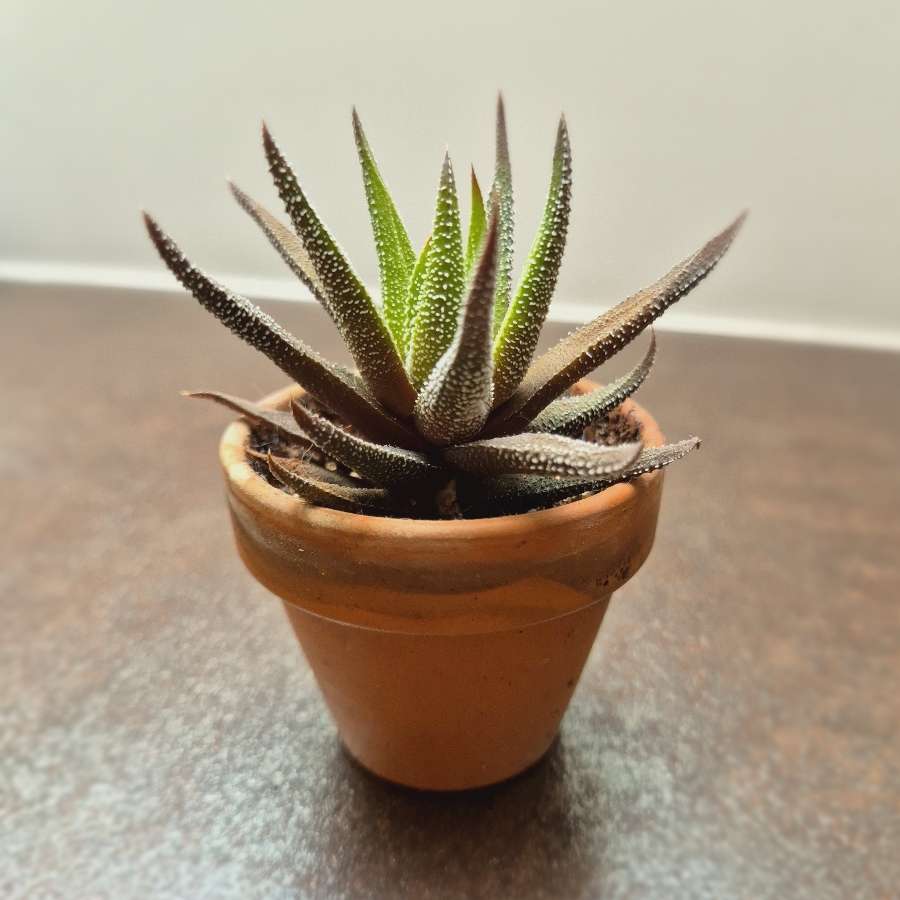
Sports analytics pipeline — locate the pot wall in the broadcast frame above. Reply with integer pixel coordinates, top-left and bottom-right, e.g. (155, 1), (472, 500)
(281, 595), (611, 790)
(220, 384), (666, 789)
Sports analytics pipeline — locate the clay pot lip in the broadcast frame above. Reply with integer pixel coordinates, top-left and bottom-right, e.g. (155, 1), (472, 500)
(219, 380), (666, 538)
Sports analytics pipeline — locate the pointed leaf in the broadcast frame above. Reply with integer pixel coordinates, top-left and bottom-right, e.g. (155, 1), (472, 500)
(490, 95), (514, 335)
(459, 437), (700, 516)
(488, 213), (746, 432)
(229, 182), (328, 305)
(529, 333), (656, 436)
(144, 214), (420, 449)
(444, 432), (641, 478)
(247, 449), (357, 487)
(183, 390), (308, 442)
(352, 108), (416, 347)
(262, 124), (415, 417)
(414, 211), (499, 445)
(492, 116), (572, 403)
(407, 153), (466, 388)
(267, 453), (393, 513)
(291, 400), (436, 487)
(402, 234), (432, 359)
(465, 167), (487, 274)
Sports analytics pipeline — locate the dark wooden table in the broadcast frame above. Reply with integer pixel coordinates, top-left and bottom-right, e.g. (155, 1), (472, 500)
(2, 284), (899, 899)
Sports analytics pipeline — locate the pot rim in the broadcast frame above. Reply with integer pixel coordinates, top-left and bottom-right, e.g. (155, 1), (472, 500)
(219, 381), (666, 539)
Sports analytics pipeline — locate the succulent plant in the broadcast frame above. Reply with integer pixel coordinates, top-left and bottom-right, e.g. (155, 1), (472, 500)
(144, 97), (744, 519)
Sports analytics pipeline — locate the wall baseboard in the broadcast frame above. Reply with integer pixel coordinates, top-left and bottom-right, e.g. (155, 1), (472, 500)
(3, 259), (899, 353)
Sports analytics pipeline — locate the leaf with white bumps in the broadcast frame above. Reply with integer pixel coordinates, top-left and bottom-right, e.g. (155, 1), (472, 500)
(267, 453), (393, 513)
(414, 211), (499, 445)
(262, 124), (415, 417)
(144, 214), (419, 448)
(490, 95), (514, 336)
(489, 213), (746, 431)
(407, 152), (467, 388)
(352, 108), (416, 349)
(291, 400), (437, 487)
(459, 437), (700, 516)
(444, 432), (641, 478)
(492, 116), (572, 404)
(229, 182), (329, 306)
(246, 449), (357, 487)
(528, 332), (656, 436)
(402, 234), (432, 359)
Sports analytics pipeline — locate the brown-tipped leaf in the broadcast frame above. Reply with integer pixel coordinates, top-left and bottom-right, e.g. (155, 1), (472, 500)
(229, 182), (328, 305)
(144, 214), (420, 448)
(267, 453), (393, 513)
(247, 449), (357, 487)
(492, 115), (572, 403)
(444, 432), (642, 478)
(291, 400), (436, 487)
(414, 211), (499, 445)
(262, 124), (415, 417)
(459, 437), (700, 516)
(183, 390), (308, 442)
(528, 332), (656, 436)
(490, 213), (746, 431)
(490, 94), (514, 335)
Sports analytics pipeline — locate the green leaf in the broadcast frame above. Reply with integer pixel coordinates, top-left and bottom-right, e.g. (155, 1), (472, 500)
(267, 453), (394, 513)
(402, 234), (431, 359)
(262, 124), (415, 418)
(291, 400), (437, 487)
(492, 115), (572, 404)
(458, 437), (700, 516)
(490, 94), (514, 336)
(414, 211), (499, 445)
(488, 213), (747, 432)
(352, 108), (416, 348)
(182, 390), (308, 443)
(229, 182), (329, 306)
(465, 167), (486, 274)
(528, 332), (656, 436)
(144, 214), (421, 449)
(406, 152), (466, 388)
(444, 432), (641, 478)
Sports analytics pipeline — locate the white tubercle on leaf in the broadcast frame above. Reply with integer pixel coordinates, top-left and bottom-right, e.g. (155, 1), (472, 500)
(291, 400), (436, 488)
(414, 210), (500, 445)
(143, 213), (419, 448)
(528, 332), (656, 437)
(444, 432), (642, 478)
(267, 453), (393, 513)
(229, 182), (329, 305)
(406, 151), (467, 389)
(492, 114), (572, 405)
(262, 123), (416, 417)
(352, 108), (416, 350)
(492, 212), (747, 430)
(490, 94), (514, 337)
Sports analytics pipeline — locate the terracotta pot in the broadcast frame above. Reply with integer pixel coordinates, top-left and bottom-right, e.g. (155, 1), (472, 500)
(218, 382), (666, 791)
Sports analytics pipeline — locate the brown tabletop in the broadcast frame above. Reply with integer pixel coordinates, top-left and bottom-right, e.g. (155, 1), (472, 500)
(2, 283), (899, 899)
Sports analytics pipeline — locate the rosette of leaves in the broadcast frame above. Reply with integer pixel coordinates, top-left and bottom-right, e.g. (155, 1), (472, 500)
(144, 97), (744, 518)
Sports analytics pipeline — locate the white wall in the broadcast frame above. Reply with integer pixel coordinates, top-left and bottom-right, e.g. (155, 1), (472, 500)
(3, 0), (899, 347)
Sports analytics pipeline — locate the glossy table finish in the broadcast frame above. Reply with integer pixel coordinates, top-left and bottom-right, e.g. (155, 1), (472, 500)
(2, 284), (899, 899)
